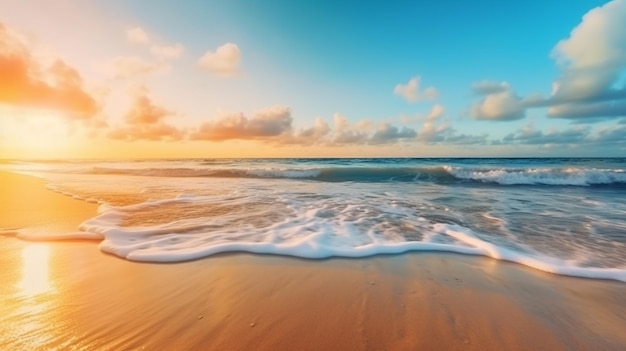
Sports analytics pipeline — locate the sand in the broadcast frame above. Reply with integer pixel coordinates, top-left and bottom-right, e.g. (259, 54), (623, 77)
(0, 170), (625, 350)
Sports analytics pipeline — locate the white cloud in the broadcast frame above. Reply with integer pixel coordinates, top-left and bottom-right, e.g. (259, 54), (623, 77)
(191, 105), (292, 141)
(393, 76), (438, 103)
(470, 84), (526, 121)
(417, 104), (449, 142)
(546, 0), (626, 114)
(552, 0), (626, 69)
(331, 113), (370, 144)
(197, 43), (241, 77)
(466, 1), (626, 121)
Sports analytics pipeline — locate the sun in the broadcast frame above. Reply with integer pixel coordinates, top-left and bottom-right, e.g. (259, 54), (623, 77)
(0, 107), (78, 159)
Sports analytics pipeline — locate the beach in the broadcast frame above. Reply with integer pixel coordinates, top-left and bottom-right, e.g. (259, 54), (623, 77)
(1, 170), (625, 350)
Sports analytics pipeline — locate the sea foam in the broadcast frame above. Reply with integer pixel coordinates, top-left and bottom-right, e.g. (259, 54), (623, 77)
(444, 166), (626, 186)
(75, 194), (626, 282)
(5, 158), (626, 283)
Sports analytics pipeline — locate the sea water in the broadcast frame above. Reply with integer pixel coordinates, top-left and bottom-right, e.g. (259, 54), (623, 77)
(4, 158), (626, 282)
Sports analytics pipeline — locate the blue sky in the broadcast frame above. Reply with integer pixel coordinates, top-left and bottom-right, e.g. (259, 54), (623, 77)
(0, 0), (624, 158)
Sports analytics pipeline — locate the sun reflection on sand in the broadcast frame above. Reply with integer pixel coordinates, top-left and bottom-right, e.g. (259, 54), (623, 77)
(18, 244), (55, 297)
(0, 243), (64, 349)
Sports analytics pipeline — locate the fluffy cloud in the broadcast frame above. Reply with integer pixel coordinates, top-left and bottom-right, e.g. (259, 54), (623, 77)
(412, 104), (486, 144)
(191, 109), (417, 146)
(197, 43), (241, 76)
(417, 105), (449, 142)
(191, 105), (292, 140)
(0, 23), (98, 118)
(327, 114), (416, 145)
(108, 88), (183, 141)
(545, 0), (626, 119)
(280, 117), (331, 145)
(393, 76), (438, 103)
(466, 1), (626, 121)
(470, 83), (526, 121)
(330, 114), (371, 144)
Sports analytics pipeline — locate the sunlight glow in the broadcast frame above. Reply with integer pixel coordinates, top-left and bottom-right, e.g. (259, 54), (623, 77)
(18, 244), (55, 297)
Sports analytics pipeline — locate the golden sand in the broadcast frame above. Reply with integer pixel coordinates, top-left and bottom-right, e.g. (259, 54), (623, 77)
(0, 171), (624, 350)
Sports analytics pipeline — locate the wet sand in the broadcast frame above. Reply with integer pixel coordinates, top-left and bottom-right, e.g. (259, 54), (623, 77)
(1, 171), (625, 350)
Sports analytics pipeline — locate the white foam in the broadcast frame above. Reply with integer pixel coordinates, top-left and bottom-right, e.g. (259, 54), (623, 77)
(434, 224), (626, 282)
(444, 166), (626, 186)
(74, 197), (626, 283)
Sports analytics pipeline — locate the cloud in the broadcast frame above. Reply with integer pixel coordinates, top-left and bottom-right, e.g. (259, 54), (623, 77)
(399, 103), (487, 144)
(393, 76), (438, 103)
(499, 123), (626, 149)
(414, 104), (447, 142)
(502, 124), (592, 145)
(126, 27), (150, 45)
(470, 84), (526, 121)
(198, 43), (241, 77)
(329, 114), (416, 145)
(399, 104), (445, 125)
(125, 26), (185, 60)
(466, 1), (626, 121)
(588, 124), (626, 144)
(369, 123), (417, 144)
(150, 43), (185, 60)
(190, 109), (418, 146)
(0, 23), (98, 118)
(444, 133), (488, 145)
(538, 0), (626, 119)
(425, 104), (445, 123)
(107, 88), (183, 141)
(191, 105), (292, 141)
(547, 99), (626, 120)
(471, 81), (510, 95)
(280, 117), (331, 145)
(101, 56), (167, 78)
(330, 114), (371, 144)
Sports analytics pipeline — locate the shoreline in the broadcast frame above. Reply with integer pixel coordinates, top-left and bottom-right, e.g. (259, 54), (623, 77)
(1, 170), (625, 350)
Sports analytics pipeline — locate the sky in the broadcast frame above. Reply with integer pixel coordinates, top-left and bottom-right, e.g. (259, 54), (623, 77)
(0, 0), (625, 159)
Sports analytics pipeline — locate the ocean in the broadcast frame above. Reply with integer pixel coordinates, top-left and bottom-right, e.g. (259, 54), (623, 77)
(4, 158), (626, 282)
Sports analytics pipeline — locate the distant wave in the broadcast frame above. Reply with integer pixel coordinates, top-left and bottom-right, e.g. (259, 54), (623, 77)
(84, 166), (626, 186)
(444, 166), (626, 186)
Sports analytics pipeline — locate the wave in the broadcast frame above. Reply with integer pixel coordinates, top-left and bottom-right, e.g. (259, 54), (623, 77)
(444, 166), (626, 186)
(62, 196), (626, 282)
(84, 165), (626, 186)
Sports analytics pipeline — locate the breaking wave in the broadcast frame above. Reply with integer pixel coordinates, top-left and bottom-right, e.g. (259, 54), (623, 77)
(85, 165), (626, 186)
